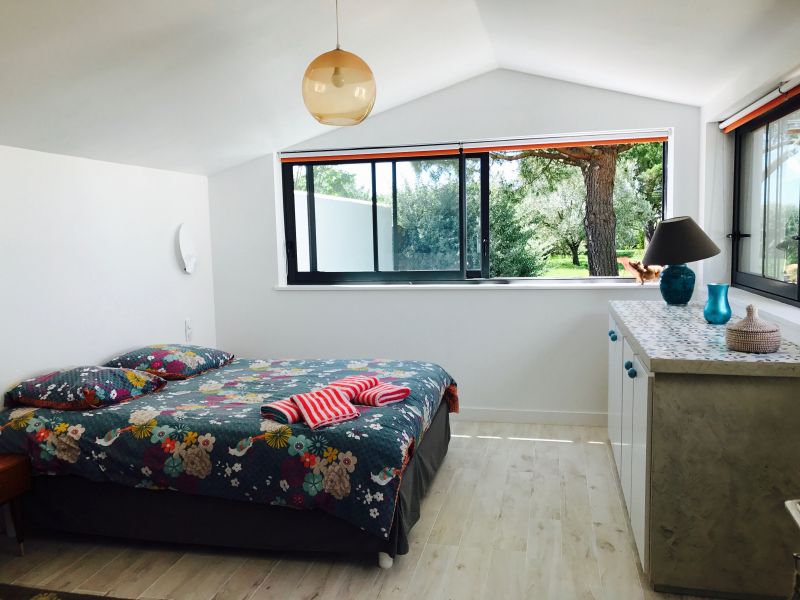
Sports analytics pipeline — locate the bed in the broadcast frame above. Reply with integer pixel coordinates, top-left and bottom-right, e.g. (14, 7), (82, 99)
(0, 358), (457, 567)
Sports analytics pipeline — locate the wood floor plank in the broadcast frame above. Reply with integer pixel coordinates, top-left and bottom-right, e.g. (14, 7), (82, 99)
(0, 539), (73, 584)
(319, 559), (381, 600)
(492, 468), (534, 552)
(42, 542), (126, 592)
(210, 555), (280, 600)
(373, 541), (425, 600)
(427, 466), (480, 547)
(143, 550), (247, 600)
(402, 543), (457, 600)
(530, 441), (562, 522)
(483, 549), (526, 599)
(249, 557), (312, 600)
(77, 546), (183, 598)
(558, 441), (604, 600)
(526, 518), (562, 599)
(459, 439), (507, 549)
(584, 442), (644, 600)
(13, 541), (94, 587)
(440, 545), (491, 600)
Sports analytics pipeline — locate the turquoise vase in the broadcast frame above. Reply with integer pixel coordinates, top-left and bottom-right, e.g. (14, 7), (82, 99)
(659, 263), (696, 305)
(703, 283), (731, 324)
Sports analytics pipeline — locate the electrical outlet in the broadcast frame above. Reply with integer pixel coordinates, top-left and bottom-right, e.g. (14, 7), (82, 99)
(184, 319), (193, 342)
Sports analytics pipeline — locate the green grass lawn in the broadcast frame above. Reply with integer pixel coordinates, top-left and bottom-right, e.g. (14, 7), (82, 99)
(542, 249), (645, 278)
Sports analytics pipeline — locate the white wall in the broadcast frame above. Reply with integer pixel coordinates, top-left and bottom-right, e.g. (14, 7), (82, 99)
(209, 69), (699, 425)
(0, 145), (216, 397)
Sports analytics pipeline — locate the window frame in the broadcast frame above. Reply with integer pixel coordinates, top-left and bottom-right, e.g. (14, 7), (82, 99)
(731, 94), (800, 308)
(282, 141), (668, 285)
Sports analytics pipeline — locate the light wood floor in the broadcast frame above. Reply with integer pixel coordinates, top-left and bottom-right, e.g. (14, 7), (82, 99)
(0, 421), (710, 600)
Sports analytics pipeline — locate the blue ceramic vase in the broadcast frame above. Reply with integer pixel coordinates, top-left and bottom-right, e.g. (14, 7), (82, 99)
(704, 283), (731, 324)
(659, 263), (696, 305)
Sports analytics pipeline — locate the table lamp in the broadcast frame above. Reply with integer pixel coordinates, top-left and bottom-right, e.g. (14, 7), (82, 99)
(642, 216), (721, 305)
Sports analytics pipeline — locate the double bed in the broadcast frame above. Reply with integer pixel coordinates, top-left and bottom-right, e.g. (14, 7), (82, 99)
(0, 357), (457, 567)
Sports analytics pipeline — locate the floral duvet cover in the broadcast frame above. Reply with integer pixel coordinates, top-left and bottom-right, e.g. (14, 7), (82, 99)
(0, 358), (456, 539)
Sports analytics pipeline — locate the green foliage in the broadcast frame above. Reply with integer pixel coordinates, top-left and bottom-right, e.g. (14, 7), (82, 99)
(395, 163), (460, 270)
(614, 159), (655, 249)
(526, 169), (586, 261)
(295, 165), (369, 200)
(622, 142), (663, 238)
(489, 181), (549, 277)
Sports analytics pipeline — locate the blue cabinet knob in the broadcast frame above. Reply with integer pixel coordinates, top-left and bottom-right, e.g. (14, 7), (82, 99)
(608, 330), (615, 337)
(610, 333), (618, 342)
(627, 368), (637, 379)
(624, 360), (633, 370)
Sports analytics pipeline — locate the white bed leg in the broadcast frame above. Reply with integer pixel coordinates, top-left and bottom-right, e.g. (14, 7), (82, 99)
(378, 551), (394, 569)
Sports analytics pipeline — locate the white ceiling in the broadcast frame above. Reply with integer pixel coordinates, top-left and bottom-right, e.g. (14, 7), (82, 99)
(0, 0), (798, 174)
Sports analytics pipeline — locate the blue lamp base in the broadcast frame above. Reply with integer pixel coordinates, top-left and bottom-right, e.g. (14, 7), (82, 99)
(659, 264), (695, 305)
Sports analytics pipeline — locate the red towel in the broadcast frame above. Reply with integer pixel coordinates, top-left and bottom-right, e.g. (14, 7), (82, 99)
(329, 375), (379, 397)
(291, 387), (359, 429)
(260, 398), (302, 424)
(355, 382), (411, 407)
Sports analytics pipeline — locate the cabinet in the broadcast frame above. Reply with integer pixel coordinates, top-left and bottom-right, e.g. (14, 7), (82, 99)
(607, 300), (800, 599)
(607, 315), (622, 476)
(608, 330), (651, 566)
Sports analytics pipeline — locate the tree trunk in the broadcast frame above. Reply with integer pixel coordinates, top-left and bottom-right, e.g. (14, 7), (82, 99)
(568, 240), (581, 266)
(645, 219), (657, 244)
(582, 151), (618, 276)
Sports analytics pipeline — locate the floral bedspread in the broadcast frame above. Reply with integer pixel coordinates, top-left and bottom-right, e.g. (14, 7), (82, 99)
(0, 358), (456, 539)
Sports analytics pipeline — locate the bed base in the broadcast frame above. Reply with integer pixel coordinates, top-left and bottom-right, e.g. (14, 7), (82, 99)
(23, 400), (451, 567)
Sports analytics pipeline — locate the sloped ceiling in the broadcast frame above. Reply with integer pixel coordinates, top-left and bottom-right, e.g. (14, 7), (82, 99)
(0, 0), (798, 174)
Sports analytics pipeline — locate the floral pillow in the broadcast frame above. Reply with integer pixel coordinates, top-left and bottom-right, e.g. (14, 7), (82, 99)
(5, 367), (166, 410)
(105, 344), (234, 380)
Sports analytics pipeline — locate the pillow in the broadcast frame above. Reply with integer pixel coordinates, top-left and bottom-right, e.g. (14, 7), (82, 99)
(5, 367), (166, 410)
(105, 344), (234, 380)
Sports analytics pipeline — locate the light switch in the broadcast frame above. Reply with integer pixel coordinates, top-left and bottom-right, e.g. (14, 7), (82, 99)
(185, 319), (193, 342)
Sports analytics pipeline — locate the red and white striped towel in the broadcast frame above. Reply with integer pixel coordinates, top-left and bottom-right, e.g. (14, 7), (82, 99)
(291, 387), (359, 429)
(355, 382), (411, 407)
(260, 398), (302, 424)
(329, 375), (379, 397)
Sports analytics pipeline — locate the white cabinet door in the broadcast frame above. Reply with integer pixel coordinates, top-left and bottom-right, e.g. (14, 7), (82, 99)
(607, 315), (623, 476)
(630, 353), (652, 570)
(620, 339), (636, 510)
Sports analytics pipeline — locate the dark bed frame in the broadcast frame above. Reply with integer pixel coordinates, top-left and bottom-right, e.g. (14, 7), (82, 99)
(22, 399), (451, 563)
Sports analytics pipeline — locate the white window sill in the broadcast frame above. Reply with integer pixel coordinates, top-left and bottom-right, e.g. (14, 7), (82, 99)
(274, 281), (661, 292)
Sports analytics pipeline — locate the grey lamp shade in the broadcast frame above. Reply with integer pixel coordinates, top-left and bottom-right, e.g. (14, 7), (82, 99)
(642, 216), (720, 266)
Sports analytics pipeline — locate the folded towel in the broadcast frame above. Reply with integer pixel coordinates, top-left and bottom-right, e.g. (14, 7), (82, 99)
(261, 398), (302, 424)
(355, 382), (411, 407)
(329, 375), (379, 397)
(291, 387), (359, 429)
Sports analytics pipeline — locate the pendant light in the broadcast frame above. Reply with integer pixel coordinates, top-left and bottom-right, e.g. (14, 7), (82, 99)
(302, 0), (376, 126)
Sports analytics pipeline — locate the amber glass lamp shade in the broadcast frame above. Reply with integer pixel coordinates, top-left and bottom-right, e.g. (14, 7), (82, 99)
(302, 48), (376, 126)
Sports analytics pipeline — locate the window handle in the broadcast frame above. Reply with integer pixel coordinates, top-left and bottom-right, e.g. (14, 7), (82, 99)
(726, 232), (751, 240)
(792, 235), (800, 241)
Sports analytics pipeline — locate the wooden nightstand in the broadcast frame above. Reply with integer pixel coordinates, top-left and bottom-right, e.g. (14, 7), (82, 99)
(0, 455), (31, 555)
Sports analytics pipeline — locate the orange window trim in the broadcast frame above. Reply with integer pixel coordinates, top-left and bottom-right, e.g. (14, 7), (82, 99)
(463, 136), (668, 154)
(280, 137), (668, 163)
(722, 86), (800, 134)
(280, 148), (460, 164)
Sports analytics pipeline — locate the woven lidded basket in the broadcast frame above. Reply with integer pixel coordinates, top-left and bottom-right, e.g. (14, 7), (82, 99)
(725, 304), (781, 353)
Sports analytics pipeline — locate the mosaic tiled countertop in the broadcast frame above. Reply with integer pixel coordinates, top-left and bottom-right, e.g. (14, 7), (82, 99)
(609, 300), (800, 377)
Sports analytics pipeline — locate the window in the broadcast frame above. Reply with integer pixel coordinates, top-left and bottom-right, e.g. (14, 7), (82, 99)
(732, 96), (800, 306)
(281, 135), (667, 284)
